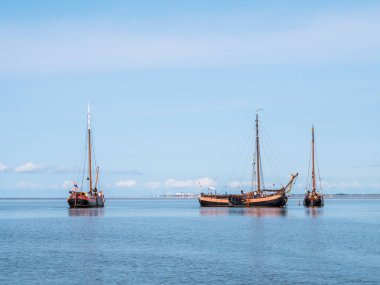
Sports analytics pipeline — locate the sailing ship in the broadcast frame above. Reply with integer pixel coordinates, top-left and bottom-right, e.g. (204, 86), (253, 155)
(199, 112), (298, 207)
(67, 105), (105, 208)
(303, 126), (324, 207)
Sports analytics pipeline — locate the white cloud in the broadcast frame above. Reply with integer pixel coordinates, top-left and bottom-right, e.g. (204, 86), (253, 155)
(165, 179), (194, 188)
(165, 177), (216, 189)
(115, 179), (137, 189)
(0, 163), (8, 172)
(196, 177), (217, 188)
(14, 162), (45, 173)
(144, 181), (161, 189)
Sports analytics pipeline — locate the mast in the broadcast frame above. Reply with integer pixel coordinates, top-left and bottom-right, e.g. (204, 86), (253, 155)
(95, 166), (99, 190)
(311, 126), (316, 193)
(256, 112), (261, 193)
(88, 104), (93, 195)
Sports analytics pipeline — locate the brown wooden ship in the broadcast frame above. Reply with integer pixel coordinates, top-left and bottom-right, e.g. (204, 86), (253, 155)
(303, 126), (324, 207)
(67, 104), (105, 208)
(199, 112), (298, 207)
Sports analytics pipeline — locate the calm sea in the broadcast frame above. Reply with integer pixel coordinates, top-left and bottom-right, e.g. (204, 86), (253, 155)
(0, 198), (379, 285)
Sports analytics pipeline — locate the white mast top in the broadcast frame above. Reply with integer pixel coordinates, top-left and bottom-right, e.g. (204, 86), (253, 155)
(87, 103), (91, 130)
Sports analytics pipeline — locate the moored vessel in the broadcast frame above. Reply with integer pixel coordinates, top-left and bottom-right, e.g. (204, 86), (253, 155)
(67, 104), (105, 208)
(303, 126), (324, 207)
(199, 112), (298, 207)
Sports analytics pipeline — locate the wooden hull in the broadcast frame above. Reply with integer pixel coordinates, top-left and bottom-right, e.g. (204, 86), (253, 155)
(67, 195), (105, 208)
(245, 193), (287, 207)
(198, 195), (230, 207)
(303, 195), (324, 207)
(198, 192), (287, 208)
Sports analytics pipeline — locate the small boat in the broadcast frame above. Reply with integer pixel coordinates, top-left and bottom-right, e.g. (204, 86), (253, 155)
(199, 112), (298, 207)
(67, 104), (105, 208)
(303, 126), (324, 207)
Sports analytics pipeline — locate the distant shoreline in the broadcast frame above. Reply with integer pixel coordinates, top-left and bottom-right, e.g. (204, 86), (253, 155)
(1, 194), (380, 200)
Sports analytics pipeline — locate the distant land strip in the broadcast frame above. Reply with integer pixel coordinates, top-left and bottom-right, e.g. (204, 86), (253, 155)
(1, 194), (380, 200)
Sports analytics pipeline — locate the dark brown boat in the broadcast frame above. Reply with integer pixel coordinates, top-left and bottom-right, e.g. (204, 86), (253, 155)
(199, 112), (298, 207)
(303, 126), (324, 207)
(67, 104), (105, 208)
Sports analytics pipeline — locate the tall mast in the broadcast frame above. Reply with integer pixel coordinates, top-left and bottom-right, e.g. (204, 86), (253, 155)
(95, 166), (100, 190)
(311, 126), (316, 193)
(256, 112), (261, 193)
(88, 104), (93, 195)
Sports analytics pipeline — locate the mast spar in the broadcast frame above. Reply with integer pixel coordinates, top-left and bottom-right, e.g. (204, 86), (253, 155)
(95, 166), (99, 190)
(88, 104), (93, 195)
(311, 126), (316, 193)
(256, 112), (261, 193)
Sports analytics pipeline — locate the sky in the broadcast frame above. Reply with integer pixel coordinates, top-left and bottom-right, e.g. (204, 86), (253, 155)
(0, 0), (380, 197)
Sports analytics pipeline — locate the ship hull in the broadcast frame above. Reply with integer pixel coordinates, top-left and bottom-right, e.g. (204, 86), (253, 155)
(244, 193), (287, 207)
(68, 195), (105, 208)
(198, 195), (230, 207)
(303, 195), (324, 207)
(199, 192), (287, 208)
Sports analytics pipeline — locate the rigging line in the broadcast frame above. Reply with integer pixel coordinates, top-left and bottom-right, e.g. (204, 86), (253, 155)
(261, 125), (293, 173)
(90, 117), (104, 191)
(81, 128), (87, 192)
(252, 148), (257, 191)
(76, 128), (87, 190)
(72, 125), (86, 190)
(261, 137), (280, 187)
(315, 142), (323, 193)
(91, 130), (103, 191)
(259, 148), (265, 190)
(225, 126), (255, 191)
(264, 131), (292, 175)
(91, 116), (98, 167)
(306, 143), (312, 193)
(238, 138), (254, 190)
(261, 137), (282, 188)
(71, 117), (88, 191)
(213, 124), (254, 191)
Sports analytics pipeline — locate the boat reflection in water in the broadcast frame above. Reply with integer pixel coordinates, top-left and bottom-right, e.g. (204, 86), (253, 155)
(200, 207), (287, 217)
(68, 208), (105, 217)
(305, 207), (323, 218)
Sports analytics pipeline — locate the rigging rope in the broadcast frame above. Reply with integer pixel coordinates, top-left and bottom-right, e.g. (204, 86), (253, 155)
(223, 125), (255, 192)
(260, 138), (282, 189)
(261, 125), (294, 174)
(80, 128), (87, 192)
(315, 141), (323, 193)
(72, 124), (87, 192)
(305, 143), (312, 193)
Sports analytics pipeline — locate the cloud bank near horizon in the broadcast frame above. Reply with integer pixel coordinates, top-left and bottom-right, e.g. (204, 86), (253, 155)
(2, 177), (380, 194)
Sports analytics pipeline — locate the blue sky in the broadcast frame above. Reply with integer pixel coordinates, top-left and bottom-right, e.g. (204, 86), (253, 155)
(0, 0), (380, 197)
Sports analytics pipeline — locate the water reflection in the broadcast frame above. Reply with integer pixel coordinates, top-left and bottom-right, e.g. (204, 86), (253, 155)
(200, 207), (287, 217)
(68, 208), (105, 217)
(305, 207), (323, 218)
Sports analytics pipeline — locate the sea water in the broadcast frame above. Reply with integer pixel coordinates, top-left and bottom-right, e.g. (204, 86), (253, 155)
(0, 199), (379, 284)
